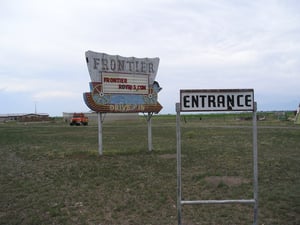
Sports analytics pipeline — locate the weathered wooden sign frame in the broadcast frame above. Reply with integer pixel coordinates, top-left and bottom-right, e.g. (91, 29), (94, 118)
(176, 89), (258, 225)
(83, 51), (162, 155)
(83, 51), (162, 113)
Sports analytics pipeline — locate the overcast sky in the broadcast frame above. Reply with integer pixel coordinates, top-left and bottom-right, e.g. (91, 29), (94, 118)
(1, 0), (299, 116)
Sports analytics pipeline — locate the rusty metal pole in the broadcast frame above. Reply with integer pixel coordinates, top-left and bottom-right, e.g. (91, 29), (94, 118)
(98, 112), (103, 156)
(147, 112), (153, 151)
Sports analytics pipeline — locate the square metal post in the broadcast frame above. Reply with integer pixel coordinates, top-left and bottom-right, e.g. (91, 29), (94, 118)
(176, 103), (182, 225)
(252, 102), (259, 225)
(97, 112), (103, 156)
(147, 112), (153, 151)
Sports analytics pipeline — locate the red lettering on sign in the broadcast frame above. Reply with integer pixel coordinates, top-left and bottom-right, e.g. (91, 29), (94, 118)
(104, 77), (127, 83)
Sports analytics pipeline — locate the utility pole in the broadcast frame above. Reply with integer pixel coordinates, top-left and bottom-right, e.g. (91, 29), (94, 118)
(34, 101), (37, 114)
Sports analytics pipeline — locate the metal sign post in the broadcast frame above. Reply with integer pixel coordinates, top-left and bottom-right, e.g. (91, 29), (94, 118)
(176, 103), (182, 225)
(147, 112), (153, 151)
(176, 89), (258, 225)
(97, 112), (103, 156)
(252, 102), (259, 223)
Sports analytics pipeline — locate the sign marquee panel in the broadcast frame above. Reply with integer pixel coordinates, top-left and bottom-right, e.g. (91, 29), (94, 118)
(180, 89), (254, 112)
(102, 72), (149, 95)
(83, 51), (162, 113)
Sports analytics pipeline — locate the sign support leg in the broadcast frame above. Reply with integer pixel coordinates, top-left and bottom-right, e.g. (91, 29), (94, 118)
(98, 112), (103, 156)
(176, 103), (182, 225)
(147, 112), (153, 151)
(253, 102), (259, 225)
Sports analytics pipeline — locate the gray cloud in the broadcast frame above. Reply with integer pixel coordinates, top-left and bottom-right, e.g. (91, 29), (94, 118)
(0, 0), (299, 115)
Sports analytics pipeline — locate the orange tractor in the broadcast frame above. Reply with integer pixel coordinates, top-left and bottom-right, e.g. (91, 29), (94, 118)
(69, 113), (88, 126)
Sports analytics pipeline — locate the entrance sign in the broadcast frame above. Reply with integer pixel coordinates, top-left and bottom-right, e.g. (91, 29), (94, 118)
(83, 51), (162, 113)
(176, 88), (258, 225)
(180, 89), (254, 112)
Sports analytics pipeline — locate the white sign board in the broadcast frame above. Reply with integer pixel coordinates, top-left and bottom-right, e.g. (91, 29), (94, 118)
(85, 51), (159, 84)
(102, 72), (149, 95)
(180, 89), (254, 112)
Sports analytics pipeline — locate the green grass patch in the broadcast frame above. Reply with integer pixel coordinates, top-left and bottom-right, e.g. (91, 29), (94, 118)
(0, 115), (299, 224)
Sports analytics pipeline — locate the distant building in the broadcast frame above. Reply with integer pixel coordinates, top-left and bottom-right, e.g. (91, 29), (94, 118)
(0, 113), (50, 122)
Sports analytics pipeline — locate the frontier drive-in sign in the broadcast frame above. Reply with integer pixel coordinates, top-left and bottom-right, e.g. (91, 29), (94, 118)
(83, 51), (162, 113)
(180, 89), (254, 112)
(83, 51), (163, 156)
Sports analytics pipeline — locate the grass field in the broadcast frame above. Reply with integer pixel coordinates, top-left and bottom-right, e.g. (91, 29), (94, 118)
(0, 113), (299, 225)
